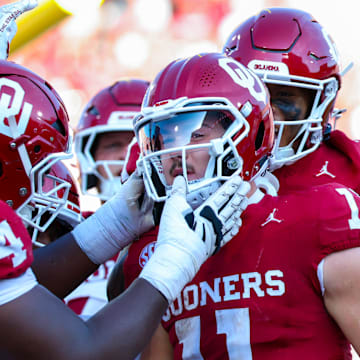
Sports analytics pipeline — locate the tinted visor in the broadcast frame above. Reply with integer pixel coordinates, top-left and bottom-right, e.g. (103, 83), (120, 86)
(138, 110), (234, 155)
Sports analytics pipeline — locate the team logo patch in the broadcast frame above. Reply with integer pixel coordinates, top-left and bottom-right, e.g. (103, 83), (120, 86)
(139, 241), (156, 268)
(261, 208), (283, 227)
(315, 161), (335, 178)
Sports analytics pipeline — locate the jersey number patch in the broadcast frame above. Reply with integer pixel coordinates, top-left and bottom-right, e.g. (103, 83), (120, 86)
(175, 308), (252, 359)
(336, 188), (360, 230)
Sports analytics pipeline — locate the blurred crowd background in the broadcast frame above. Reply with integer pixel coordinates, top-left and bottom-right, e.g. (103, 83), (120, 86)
(2, 0), (360, 210)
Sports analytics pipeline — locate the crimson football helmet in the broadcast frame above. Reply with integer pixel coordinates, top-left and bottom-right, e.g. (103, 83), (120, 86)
(134, 52), (274, 208)
(75, 79), (149, 200)
(0, 60), (72, 241)
(223, 7), (341, 170)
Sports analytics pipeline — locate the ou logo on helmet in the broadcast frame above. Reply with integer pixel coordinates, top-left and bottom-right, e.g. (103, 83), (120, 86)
(218, 57), (267, 105)
(0, 78), (33, 139)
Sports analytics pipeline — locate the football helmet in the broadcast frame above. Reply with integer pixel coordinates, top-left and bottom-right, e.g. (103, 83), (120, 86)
(223, 7), (341, 170)
(134, 52), (274, 208)
(75, 79), (149, 201)
(0, 60), (72, 242)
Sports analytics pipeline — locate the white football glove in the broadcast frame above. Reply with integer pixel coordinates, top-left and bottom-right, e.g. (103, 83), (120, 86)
(0, 0), (37, 60)
(140, 175), (250, 303)
(72, 170), (154, 264)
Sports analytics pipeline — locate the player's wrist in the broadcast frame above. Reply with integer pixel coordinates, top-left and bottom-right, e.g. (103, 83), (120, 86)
(139, 239), (206, 303)
(71, 204), (132, 265)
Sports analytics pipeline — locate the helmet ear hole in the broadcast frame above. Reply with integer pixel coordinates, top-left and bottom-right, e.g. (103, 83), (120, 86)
(88, 105), (100, 116)
(255, 121), (265, 151)
(51, 119), (66, 136)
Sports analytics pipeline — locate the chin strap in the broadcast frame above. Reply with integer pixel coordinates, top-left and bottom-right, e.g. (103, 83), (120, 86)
(269, 146), (296, 171)
(184, 181), (221, 210)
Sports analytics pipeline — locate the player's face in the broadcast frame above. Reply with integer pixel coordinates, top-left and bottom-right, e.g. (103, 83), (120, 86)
(267, 84), (313, 147)
(161, 113), (227, 186)
(94, 131), (134, 179)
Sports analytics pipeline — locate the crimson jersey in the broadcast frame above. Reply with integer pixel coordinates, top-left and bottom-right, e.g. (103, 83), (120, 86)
(0, 201), (33, 279)
(274, 130), (360, 195)
(124, 183), (360, 359)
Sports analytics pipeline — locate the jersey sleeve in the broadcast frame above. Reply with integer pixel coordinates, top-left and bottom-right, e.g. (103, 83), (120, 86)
(306, 184), (360, 301)
(308, 183), (360, 289)
(0, 201), (33, 280)
(0, 267), (37, 306)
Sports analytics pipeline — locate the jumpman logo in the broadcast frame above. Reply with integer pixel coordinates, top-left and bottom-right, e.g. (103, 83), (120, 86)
(315, 161), (336, 178)
(261, 208), (283, 227)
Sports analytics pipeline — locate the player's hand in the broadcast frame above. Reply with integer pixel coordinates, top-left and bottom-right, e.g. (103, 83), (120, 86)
(0, 0), (38, 59)
(72, 170), (154, 264)
(112, 170), (155, 239)
(140, 175), (249, 303)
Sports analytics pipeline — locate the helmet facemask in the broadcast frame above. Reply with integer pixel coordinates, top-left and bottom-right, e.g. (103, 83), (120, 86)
(16, 148), (74, 246)
(259, 72), (339, 171)
(27, 158), (83, 248)
(135, 97), (250, 209)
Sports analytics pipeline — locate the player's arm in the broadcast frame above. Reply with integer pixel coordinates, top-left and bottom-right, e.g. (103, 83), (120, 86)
(323, 247), (360, 354)
(140, 324), (173, 360)
(0, 276), (168, 360)
(32, 232), (99, 298)
(107, 248), (128, 301)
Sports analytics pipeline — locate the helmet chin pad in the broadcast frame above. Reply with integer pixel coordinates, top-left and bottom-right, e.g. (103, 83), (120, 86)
(183, 181), (221, 210)
(152, 179), (221, 226)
